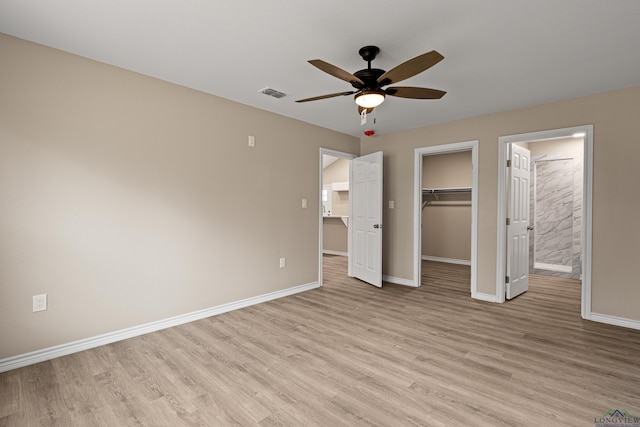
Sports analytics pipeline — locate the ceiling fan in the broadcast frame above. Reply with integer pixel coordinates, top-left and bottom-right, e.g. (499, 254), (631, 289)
(296, 45), (446, 113)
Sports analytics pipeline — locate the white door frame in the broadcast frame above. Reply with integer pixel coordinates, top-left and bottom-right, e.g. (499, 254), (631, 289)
(319, 148), (357, 286)
(414, 141), (479, 294)
(496, 125), (593, 319)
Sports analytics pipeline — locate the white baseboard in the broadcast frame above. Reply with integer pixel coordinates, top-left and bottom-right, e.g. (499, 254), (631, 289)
(0, 281), (320, 373)
(422, 255), (471, 266)
(473, 292), (499, 303)
(322, 250), (348, 257)
(589, 312), (640, 331)
(533, 262), (572, 273)
(383, 275), (419, 287)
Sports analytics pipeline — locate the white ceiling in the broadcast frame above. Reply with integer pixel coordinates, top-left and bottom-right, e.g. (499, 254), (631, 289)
(2, 1), (640, 138)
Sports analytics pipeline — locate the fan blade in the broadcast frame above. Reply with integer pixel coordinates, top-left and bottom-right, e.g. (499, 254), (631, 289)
(296, 91), (356, 103)
(308, 60), (364, 86)
(377, 50), (444, 86)
(385, 86), (446, 99)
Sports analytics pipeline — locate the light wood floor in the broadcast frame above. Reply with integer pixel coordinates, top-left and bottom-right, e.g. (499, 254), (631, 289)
(1, 256), (639, 426)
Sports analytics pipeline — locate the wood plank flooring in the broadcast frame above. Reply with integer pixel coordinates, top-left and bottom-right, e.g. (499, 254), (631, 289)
(2, 256), (639, 426)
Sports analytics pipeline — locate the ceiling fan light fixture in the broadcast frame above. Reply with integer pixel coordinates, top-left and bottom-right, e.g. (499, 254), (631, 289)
(355, 90), (385, 108)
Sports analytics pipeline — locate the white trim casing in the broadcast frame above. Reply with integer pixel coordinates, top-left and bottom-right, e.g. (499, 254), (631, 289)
(383, 275), (419, 287)
(496, 125), (593, 319)
(0, 281), (319, 373)
(414, 141), (479, 295)
(474, 293), (499, 303)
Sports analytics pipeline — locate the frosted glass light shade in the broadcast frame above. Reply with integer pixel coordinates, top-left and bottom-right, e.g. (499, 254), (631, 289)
(355, 91), (385, 108)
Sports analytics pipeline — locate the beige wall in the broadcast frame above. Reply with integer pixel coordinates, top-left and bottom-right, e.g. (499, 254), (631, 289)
(528, 136), (583, 157)
(422, 151), (472, 260)
(361, 84), (640, 321)
(322, 218), (348, 253)
(0, 34), (359, 359)
(3, 32), (640, 361)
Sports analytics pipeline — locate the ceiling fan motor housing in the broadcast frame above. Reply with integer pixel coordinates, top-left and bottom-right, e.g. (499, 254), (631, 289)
(352, 68), (386, 89)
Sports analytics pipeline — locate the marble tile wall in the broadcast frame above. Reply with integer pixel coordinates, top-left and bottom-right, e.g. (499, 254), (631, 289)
(529, 153), (582, 279)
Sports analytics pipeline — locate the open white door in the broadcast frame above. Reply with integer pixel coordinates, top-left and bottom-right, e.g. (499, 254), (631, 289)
(506, 144), (531, 299)
(349, 151), (383, 287)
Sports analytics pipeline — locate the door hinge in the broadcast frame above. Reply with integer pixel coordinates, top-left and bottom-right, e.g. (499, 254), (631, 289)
(505, 276), (510, 283)
(507, 159), (512, 167)
(506, 218), (511, 226)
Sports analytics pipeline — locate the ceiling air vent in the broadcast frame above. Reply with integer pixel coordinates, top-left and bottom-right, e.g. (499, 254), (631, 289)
(259, 87), (287, 99)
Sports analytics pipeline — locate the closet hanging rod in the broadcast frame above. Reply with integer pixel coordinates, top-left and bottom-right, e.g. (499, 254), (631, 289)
(422, 187), (472, 201)
(425, 200), (472, 206)
(421, 187), (472, 194)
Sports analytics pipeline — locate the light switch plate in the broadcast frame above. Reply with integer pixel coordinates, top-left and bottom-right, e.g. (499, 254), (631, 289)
(33, 294), (47, 312)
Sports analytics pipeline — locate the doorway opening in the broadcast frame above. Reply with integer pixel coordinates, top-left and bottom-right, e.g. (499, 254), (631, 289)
(413, 141), (479, 295)
(318, 148), (356, 286)
(496, 125), (593, 319)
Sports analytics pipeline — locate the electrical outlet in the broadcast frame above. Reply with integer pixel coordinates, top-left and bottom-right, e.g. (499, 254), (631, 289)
(33, 294), (47, 312)
(389, 200), (395, 209)
(280, 257), (286, 268)
(248, 135), (255, 147)
(301, 198), (307, 209)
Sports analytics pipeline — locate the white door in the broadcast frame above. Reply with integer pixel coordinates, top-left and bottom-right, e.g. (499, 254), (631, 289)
(506, 144), (531, 299)
(349, 151), (383, 287)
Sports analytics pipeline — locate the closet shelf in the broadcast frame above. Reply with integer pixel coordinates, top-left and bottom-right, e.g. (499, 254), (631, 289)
(423, 187), (471, 199)
(422, 187), (472, 208)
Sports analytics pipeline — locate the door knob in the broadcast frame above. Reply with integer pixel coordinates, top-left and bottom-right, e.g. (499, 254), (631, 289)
(373, 224), (383, 229)
(527, 226), (534, 231)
